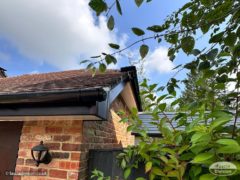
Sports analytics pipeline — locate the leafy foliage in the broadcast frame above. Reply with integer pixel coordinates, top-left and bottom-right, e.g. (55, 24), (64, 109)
(180, 72), (232, 110)
(91, 169), (111, 180)
(87, 0), (240, 179)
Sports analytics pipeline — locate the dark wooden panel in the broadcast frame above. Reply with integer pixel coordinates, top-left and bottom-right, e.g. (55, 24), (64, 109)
(88, 149), (147, 180)
(0, 121), (23, 180)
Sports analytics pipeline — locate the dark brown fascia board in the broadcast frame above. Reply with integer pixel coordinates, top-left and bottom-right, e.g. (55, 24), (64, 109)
(0, 67), (7, 77)
(0, 104), (97, 116)
(0, 87), (107, 104)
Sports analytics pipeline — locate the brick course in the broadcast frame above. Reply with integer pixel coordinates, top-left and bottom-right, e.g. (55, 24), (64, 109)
(14, 96), (134, 180)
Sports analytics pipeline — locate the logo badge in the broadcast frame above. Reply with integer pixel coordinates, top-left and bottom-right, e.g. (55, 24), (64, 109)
(209, 162), (237, 176)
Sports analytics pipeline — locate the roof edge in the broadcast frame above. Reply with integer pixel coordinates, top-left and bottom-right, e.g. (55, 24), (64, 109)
(121, 66), (142, 111)
(0, 87), (107, 105)
(0, 67), (7, 78)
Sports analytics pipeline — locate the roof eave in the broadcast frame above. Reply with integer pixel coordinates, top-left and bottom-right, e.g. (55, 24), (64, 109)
(120, 66), (142, 111)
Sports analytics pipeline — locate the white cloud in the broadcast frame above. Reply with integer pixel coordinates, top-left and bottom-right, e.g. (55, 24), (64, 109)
(0, 0), (126, 70)
(145, 46), (175, 74)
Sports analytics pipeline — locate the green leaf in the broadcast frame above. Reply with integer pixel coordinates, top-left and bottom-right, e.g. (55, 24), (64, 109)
(147, 25), (166, 33)
(191, 49), (201, 56)
(108, 43), (120, 49)
(132, 27), (145, 36)
(207, 48), (218, 60)
(209, 32), (224, 43)
(198, 61), (210, 70)
(80, 60), (89, 64)
(216, 139), (239, 146)
(127, 125), (134, 132)
(184, 61), (197, 70)
(107, 16), (114, 31)
(90, 55), (101, 59)
(191, 132), (211, 144)
(116, 0), (122, 15)
(135, 0), (144, 7)
(191, 166), (202, 177)
(168, 48), (175, 58)
(89, 0), (107, 16)
(167, 85), (175, 95)
(218, 146), (240, 154)
(161, 147), (175, 155)
(178, 145), (189, 155)
(119, 117), (128, 123)
(167, 170), (179, 177)
(179, 152), (195, 161)
(157, 94), (168, 103)
(136, 178), (146, 180)
(151, 167), (165, 176)
(149, 84), (157, 91)
(105, 54), (117, 64)
(121, 159), (126, 168)
(216, 139), (240, 154)
(160, 156), (168, 163)
(203, 70), (215, 78)
(181, 36), (195, 54)
(140, 44), (149, 59)
(201, 24), (210, 34)
(200, 0), (212, 6)
(171, 98), (181, 106)
(216, 74), (228, 83)
(218, 52), (230, 58)
(210, 117), (232, 131)
(87, 63), (93, 69)
(166, 33), (178, 44)
(158, 103), (166, 111)
(145, 161), (152, 173)
(199, 174), (216, 180)
(224, 32), (237, 47)
(233, 44), (240, 57)
(192, 152), (214, 163)
(99, 63), (106, 72)
(124, 168), (131, 179)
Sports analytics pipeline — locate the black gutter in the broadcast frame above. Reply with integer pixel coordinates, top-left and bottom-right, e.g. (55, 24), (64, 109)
(0, 87), (107, 119)
(121, 66), (142, 111)
(0, 88), (107, 105)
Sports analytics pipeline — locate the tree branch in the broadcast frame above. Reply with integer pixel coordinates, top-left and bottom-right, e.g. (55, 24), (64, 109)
(162, 111), (176, 131)
(232, 67), (239, 139)
(108, 5), (239, 57)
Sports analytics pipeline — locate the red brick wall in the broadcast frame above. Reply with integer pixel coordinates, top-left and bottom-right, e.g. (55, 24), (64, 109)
(14, 96), (134, 180)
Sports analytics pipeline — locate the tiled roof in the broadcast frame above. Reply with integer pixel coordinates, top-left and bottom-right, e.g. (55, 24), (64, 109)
(136, 112), (240, 136)
(0, 69), (126, 94)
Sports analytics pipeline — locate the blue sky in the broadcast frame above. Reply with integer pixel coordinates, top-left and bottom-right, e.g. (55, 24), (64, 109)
(0, 0), (208, 89)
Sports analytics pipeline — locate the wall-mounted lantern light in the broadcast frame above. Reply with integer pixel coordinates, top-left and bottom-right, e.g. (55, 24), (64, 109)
(31, 141), (52, 166)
